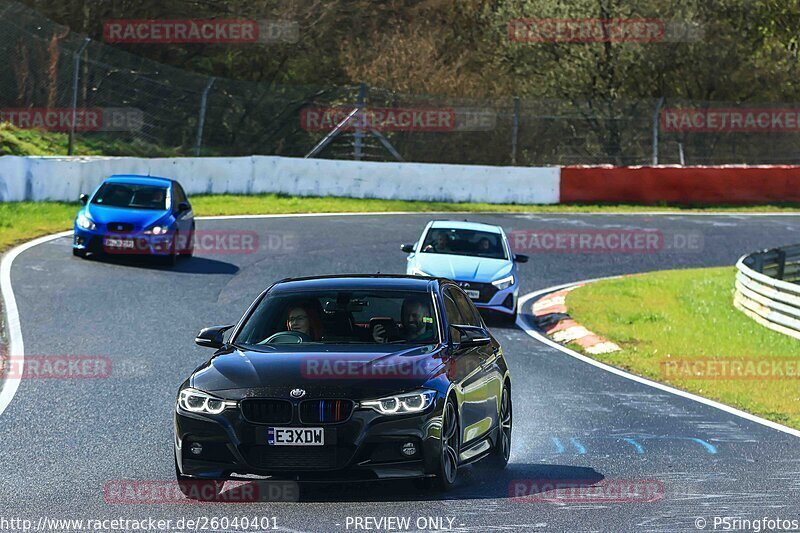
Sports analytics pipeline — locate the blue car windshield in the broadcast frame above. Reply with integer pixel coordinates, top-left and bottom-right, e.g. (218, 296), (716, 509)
(91, 183), (168, 210)
(421, 228), (507, 260)
(235, 290), (440, 346)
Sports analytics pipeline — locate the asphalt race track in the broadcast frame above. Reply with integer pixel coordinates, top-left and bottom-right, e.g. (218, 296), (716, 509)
(2, 213), (800, 532)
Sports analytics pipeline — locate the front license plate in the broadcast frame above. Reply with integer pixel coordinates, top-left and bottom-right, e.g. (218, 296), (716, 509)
(268, 427), (324, 446)
(465, 289), (480, 299)
(103, 237), (135, 249)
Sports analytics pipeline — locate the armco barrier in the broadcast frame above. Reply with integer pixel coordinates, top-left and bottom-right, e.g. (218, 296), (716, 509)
(561, 166), (800, 204)
(734, 245), (800, 340)
(0, 155), (560, 204)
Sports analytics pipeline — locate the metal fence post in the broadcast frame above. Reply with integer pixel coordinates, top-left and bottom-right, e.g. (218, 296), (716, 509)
(511, 96), (520, 165)
(68, 37), (91, 156)
(354, 83), (366, 160)
(195, 77), (216, 156)
(651, 96), (665, 165)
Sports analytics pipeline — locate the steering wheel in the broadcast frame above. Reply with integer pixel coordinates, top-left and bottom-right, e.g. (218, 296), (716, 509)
(259, 331), (311, 344)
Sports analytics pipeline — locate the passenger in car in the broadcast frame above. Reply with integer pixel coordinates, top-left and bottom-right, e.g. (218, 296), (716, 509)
(372, 296), (434, 343)
(285, 300), (323, 341)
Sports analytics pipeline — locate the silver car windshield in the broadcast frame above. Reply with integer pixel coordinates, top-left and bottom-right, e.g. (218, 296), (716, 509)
(420, 228), (507, 260)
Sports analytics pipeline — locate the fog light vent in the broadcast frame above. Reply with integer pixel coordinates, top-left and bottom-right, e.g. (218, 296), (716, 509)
(190, 442), (203, 456)
(401, 442), (417, 457)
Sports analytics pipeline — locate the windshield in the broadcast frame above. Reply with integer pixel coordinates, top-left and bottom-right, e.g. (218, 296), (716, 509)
(421, 228), (507, 260)
(235, 289), (439, 346)
(91, 183), (168, 210)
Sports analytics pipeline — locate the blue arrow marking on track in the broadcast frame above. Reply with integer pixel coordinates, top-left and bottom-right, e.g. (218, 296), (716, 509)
(639, 436), (717, 454)
(622, 438), (645, 454)
(551, 437), (565, 454)
(687, 437), (717, 454)
(570, 437), (587, 454)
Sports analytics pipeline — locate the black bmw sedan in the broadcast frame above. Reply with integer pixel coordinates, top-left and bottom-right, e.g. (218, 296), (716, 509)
(174, 275), (512, 497)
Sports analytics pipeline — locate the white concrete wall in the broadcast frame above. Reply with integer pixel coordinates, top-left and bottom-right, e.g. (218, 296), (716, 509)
(0, 155), (560, 204)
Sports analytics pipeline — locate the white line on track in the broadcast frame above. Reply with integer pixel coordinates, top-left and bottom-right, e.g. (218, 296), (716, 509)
(515, 280), (800, 439)
(0, 230), (73, 417)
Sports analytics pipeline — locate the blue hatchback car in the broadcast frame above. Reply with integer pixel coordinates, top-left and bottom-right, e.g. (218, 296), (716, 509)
(402, 221), (528, 321)
(73, 175), (195, 264)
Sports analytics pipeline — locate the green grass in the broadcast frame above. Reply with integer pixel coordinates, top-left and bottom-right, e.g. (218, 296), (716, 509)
(567, 268), (800, 429)
(0, 122), (182, 156)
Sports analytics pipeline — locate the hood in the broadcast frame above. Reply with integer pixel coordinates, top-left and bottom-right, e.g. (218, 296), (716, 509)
(190, 344), (446, 399)
(415, 253), (512, 283)
(84, 204), (170, 231)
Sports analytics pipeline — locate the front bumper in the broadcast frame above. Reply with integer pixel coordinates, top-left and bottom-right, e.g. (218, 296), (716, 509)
(457, 280), (518, 316)
(73, 227), (177, 257)
(174, 400), (445, 482)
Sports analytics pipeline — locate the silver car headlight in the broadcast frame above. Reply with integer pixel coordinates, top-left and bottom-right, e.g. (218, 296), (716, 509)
(492, 274), (515, 290)
(360, 390), (436, 415)
(178, 388), (236, 415)
(76, 213), (96, 230)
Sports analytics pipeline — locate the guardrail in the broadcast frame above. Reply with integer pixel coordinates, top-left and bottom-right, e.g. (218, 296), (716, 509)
(734, 244), (800, 340)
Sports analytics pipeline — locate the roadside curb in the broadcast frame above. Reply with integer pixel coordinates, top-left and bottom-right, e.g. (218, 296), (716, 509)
(517, 280), (800, 439)
(532, 285), (621, 355)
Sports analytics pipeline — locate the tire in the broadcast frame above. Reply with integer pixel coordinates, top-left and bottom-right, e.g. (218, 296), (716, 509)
(487, 383), (512, 469)
(179, 228), (194, 257)
(435, 398), (460, 491)
(72, 248), (86, 258)
(162, 234), (178, 266)
(174, 454), (224, 501)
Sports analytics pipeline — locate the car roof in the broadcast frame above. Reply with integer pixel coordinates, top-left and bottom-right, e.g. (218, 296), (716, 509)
(270, 274), (439, 293)
(429, 220), (503, 233)
(105, 174), (173, 187)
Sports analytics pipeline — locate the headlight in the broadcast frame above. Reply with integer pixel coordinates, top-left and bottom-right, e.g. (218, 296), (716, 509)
(492, 274), (515, 290)
(360, 390), (436, 415)
(411, 267), (432, 277)
(76, 213), (95, 230)
(177, 388), (236, 415)
(144, 225), (170, 235)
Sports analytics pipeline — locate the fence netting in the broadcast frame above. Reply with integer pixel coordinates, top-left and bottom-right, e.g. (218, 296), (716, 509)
(1, 0), (799, 165)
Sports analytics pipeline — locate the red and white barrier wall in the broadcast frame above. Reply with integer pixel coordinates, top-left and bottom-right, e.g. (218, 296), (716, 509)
(1, 155), (799, 205)
(561, 165), (800, 204)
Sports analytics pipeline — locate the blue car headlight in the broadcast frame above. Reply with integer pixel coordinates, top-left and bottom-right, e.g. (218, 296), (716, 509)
(143, 224), (171, 235)
(492, 274), (515, 290)
(410, 267), (432, 277)
(76, 213), (96, 230)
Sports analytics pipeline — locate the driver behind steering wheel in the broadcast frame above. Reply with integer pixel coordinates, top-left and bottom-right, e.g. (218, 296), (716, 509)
(285, 301), (322, 341)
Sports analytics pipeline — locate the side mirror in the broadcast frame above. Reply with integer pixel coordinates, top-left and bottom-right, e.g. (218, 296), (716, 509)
(177, 202), (191, 213)
(79, 193), (89, 205)
(514, 254), (529, 263)
(449, 324), (491, 349)
(401, 243), (415, 253)
(195, 325), (234, 349)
